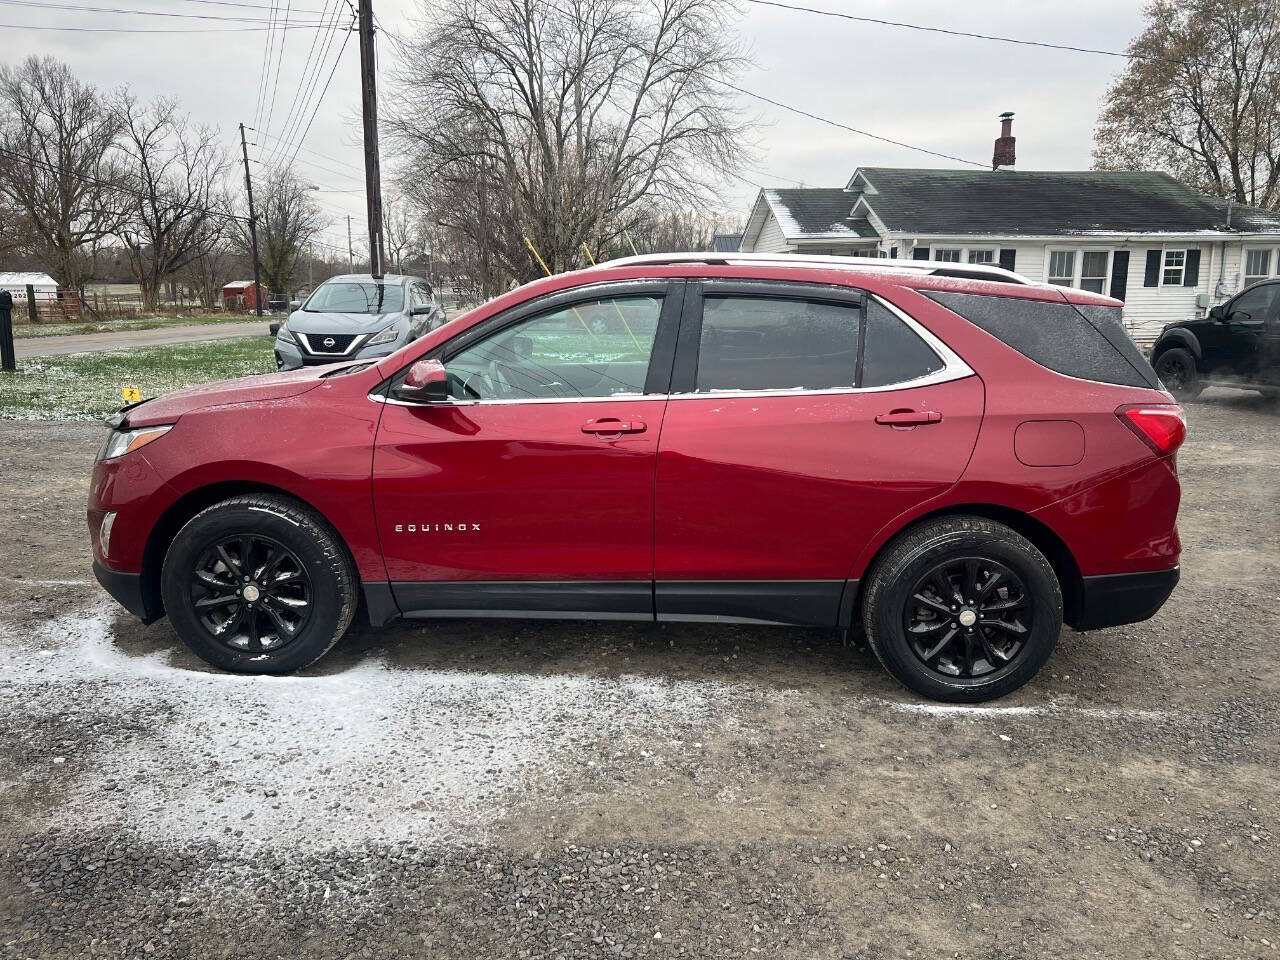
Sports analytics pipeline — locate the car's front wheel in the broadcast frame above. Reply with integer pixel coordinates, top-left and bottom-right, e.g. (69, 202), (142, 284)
(161, 494), (357, 673)
(1153, 347), (1202, 400)
(861, 516), (1062, 702)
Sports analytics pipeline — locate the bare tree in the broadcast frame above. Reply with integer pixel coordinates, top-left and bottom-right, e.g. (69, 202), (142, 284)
(388, 0), (751, 292)
(114, 91), (236, 311)
(0, 57), (126, 292)
(233, 168), (327, 298)
(1094, 0), (1280, 208)
(383, 197), (419, 274)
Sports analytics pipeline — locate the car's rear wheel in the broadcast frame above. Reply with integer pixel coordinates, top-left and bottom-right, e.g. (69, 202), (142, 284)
(1154, 347), (1202, 400)
(161, 494), (357, 673)
(861, 516), (1062, 702)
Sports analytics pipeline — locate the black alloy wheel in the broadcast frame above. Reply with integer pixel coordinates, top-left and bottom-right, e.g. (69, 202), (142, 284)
(161, 494), (357, 673)
(190, 534), (313, 653)
(902, 557), (1031, 679)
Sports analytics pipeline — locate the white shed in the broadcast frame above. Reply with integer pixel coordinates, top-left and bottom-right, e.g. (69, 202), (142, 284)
(0, 272), (58, 302)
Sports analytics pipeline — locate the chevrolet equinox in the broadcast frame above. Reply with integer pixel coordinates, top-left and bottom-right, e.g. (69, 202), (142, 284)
(89, 254), (1184, 701)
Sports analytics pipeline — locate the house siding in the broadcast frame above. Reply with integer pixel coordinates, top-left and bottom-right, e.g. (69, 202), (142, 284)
(751, 215), (790, 253)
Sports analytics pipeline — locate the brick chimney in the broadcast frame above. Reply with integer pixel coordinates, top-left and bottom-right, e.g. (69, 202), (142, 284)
(992, 112), (1016, 170)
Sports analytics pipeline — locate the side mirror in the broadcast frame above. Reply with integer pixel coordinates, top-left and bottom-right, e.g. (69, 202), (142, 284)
(1208, 304), (1226, 321)
(290, 300), (302, 310)
(392, 358), (449, 403)
(410, 304), (434, 315)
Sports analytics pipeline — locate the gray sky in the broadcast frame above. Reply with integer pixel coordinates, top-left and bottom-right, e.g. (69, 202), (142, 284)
(8, 0), (1147, 251)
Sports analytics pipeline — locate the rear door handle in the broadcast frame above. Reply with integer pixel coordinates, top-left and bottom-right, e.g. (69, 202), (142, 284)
(582, 418), (647, 435)
(875, 409), (943, 427)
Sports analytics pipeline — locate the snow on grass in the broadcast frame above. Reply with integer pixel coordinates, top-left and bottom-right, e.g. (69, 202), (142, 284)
(1, 602), (781, 851)
(0, 337), (274, 420)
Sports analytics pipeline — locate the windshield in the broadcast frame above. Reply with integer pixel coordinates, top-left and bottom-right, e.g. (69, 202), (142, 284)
(305, 282), (404, 315)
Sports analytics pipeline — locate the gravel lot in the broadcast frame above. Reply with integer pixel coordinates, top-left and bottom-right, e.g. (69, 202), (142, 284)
(1, 389), (1277, 959)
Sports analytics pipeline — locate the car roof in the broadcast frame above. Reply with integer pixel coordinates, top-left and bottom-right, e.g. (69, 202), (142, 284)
(320, 274), (416, 285)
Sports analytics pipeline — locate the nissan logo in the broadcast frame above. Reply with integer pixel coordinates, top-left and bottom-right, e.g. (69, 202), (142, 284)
(322, 337), (336, 348)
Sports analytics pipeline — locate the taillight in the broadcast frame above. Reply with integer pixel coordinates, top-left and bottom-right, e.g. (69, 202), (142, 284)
(1117, 403), (1186, 456)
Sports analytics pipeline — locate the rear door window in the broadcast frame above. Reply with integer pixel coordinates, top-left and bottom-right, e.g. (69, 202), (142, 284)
(692, 294), (946, 393)
(924, 291), (1158, 388)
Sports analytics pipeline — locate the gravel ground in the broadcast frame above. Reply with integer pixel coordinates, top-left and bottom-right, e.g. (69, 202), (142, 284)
(0, 388), (1277, 959)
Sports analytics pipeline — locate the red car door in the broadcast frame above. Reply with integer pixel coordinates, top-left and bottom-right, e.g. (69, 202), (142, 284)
(372, 281), (683, 618)
(654, 281), (984, 625)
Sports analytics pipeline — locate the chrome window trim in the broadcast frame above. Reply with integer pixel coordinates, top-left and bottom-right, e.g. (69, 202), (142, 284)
(297, 331), (370, 356)
(368, 292), (972, 407)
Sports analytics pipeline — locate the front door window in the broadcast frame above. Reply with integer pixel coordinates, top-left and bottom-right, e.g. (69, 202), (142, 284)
(444, 295), (662, 400)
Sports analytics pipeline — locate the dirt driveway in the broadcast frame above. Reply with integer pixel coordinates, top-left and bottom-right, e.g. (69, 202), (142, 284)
(1, 390), (1277, 959)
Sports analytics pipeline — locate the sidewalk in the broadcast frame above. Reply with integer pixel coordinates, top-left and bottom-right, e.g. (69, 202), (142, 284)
(14, 320), (271, 359)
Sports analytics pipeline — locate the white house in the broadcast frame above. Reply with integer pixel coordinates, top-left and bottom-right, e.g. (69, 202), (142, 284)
(738, 168), (1280, 345)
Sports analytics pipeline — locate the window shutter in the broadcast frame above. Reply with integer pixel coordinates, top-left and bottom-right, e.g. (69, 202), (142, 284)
(1109, 250), (1130, 302)
(912, 247), (930, 261)
(1183, 249), (1201, 287)
(1143, 249), (1161, 287)
(998, 248), (1016, 271)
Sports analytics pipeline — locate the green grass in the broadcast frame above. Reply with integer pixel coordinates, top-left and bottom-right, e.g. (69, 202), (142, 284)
(13, 313), (256, 339)
(0, 336), (275, 421)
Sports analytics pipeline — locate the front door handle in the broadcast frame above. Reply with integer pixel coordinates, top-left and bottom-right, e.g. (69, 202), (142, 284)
(875, 409), (943, 427)
(582, 418), (646, 435)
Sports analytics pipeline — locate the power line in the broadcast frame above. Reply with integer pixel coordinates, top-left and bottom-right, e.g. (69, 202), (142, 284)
(259, 0), (344, 166)
(0, 0), (325, 21)
(276, 26), (354, 172)
(741, 0), (1280, 80)
(719, 80), (987, 168)
(0, 17), (323, 29)
(263, 0), (295, 137)
(250, 0), (278, 131)
(249, 128), (365, 175)
(172, 0), (324, 12)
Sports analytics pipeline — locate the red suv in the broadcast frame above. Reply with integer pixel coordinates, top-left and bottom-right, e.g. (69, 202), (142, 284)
(88, 255), (1184, 701)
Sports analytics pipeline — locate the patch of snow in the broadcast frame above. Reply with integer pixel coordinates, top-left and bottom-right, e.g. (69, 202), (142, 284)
(1, 603), (785, 851)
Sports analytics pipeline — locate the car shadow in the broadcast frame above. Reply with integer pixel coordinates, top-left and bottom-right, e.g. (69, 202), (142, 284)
(104, 605), (886, 695)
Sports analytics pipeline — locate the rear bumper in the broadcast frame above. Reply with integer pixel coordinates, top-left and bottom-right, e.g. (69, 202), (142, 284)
(1072, 566), (1179, 631)
(93, 559), (161, 624)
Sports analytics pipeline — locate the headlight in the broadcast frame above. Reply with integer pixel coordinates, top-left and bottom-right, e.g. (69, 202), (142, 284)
(99, 425), (172, 461)
(277, 323), (298, 345)
(366, 322), (400, 347)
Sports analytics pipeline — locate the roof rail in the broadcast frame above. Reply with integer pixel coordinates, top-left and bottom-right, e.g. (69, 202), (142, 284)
(590, 251), (1030, 284)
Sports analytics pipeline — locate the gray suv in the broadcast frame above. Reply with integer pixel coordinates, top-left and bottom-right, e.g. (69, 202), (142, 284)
(274, 274), (446, 370)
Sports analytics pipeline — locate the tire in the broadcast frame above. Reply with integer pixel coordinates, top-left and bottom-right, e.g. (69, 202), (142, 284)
(161, 494), (357, 674)
(861, 516), (1062, 703)
(1153, 347), (1203, 400)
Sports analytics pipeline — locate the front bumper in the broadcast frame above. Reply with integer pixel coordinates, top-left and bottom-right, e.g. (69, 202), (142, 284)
(93, 559), (161, 623)
(1072, 566), (1180, 631)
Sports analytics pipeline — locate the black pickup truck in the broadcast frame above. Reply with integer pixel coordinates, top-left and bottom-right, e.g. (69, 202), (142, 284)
(1151, 278), (1280, 400)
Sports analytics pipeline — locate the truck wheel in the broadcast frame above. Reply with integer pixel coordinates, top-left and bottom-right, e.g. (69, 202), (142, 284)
(161, 494), (357, 674)
(1154, 348), (1202, 400)
(861, 516), (1062, 703)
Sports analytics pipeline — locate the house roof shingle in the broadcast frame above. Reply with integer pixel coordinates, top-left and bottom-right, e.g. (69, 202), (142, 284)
(850, 168), (1280, 236)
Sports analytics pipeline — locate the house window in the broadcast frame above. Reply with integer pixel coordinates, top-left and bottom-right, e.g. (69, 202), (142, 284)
(1048, 250), (1076, 286)
(1162, 249), (1186, 286)
(1080, 251), (1109, 294)
(934, 249), (962, 263)
(967, 249), (995, 264)
(1244, 247), (1276, 287)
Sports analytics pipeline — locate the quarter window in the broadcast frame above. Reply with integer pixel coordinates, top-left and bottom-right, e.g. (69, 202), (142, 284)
(1162, 249), (1186, 286)
(444, 295), (661, 400)
(860, 301), (945, 388)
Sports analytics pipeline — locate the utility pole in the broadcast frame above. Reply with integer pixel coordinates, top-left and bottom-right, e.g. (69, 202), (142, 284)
(238, 123), (264, 317)
(357, 0), (386, 278)
(347, 215), (354, 272)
